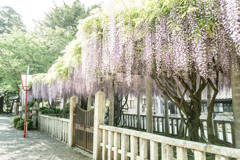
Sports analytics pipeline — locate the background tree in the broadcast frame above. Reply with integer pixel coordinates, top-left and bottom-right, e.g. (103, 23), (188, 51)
(38, 0), (88, 36)
(33, 26), (74, 63)
(0, 28), (54, 92)
(32, 0), (94, 69)
(0, 0), (92, 94)
(0, 6), (25, 34)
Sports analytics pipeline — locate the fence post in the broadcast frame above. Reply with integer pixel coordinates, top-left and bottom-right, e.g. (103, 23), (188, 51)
(93, 91), (106, 160)
(161, 144), (173, 160)
(137, 96), (141, 130)
(68, 96), (78, 147)
(164, 97), (169, 136)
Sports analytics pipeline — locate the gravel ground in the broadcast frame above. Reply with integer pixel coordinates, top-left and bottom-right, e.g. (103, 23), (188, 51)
(0, 114), (91, 160)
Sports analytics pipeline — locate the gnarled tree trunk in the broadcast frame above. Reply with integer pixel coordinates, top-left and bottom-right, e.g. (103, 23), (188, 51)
(114, 94), (128, 126)
(206, 78), (219, 144)
(187, 109), (202, 142)
(152, 69), (207, 142)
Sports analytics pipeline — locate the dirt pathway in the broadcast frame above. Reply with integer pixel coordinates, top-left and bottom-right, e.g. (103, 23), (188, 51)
(0, 114), (91, 160)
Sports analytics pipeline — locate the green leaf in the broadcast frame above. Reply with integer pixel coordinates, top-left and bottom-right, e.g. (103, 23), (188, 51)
(181, 11), (187, 18)
(212, 24), (215, 32)
(188, 34), (195, 40)
(195, 36), (198, 43)
(207, 24), (213, 36)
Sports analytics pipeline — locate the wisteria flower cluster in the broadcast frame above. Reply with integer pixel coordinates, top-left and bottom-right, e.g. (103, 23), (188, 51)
(29, 0), (239, 102)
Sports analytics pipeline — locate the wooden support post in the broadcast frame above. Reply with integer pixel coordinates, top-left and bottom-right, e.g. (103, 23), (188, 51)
(231, 122), (236, 147)
(162, 118), (164, 133)
(121, 133), (129, 160)
(161, 143), (173, 160)
(157, 118), (160, 132)
(153, 117), (155, 132)
(194, 150), (206, 160)
(177, 147), (187, 160)
(62, 97), (67, 118)
(164, 97), (169, 136)
(171, 119), (174, 134)
(108, 131), (113, 160)
(102, 130), (108, 160)
(214, 122), (219, 139)
(109, 80), (114, 126)
(176, 119), (179, 136)
(215, 155), (228, 160)
(150, 141), (158, 160)
(68, 96), (78, 147)
(113, 132), (120, 160)
(146, 77), (153, 133)
(143, 116), (145, 130)
(222, 123), (227, 142)
(130, 136), (138, 160)
(231, 60), (240, 148)
(137, 96), (141, 130)
(93, 91), (106, 160)
(146, 77), (153, 158)
(140, 138), (148, 160)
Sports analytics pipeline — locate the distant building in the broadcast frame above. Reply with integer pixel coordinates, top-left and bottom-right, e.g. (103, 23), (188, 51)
(124, 88), (233, 120)
(200, 88), (233, 120)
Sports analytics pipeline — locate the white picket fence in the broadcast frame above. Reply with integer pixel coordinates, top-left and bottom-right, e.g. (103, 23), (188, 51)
(37, 92), (240, 160)
(39, 114), (70, 144)
(99, 125), (240, 160)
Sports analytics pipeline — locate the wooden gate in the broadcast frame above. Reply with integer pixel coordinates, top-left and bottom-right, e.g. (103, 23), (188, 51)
(75, 106), (94, 152)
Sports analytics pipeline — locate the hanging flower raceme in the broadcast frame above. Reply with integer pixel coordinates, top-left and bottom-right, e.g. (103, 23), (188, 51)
(30, 0), (240, 101)
(220, 0), (240, 56)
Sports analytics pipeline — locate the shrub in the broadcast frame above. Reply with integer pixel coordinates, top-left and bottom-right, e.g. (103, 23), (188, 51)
(13, 116), (20, 127)
(39, 107), (48, 112)
(55, 107), (62, 114)
(41, 108), (55, 114)
(16, 119), (33, 130)
(65, 106), (70, 114)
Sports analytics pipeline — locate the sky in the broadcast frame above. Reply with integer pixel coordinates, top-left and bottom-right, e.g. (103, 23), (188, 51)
(0, 0), (104, 30)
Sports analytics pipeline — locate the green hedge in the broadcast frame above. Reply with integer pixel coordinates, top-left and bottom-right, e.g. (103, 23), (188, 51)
(16, 119), (33, 130)
(55, 107), (61, 114)
(13, 116), (20, 127)
(41, 108), (55, 114)
(39, 107), (48, 111)
(65, 106), (69, 114)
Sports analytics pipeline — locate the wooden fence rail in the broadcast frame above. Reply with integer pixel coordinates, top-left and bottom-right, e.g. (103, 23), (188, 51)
(120, 114), (235, 147)
(99, 125), (240, 160)
(39, 114), (70, 144)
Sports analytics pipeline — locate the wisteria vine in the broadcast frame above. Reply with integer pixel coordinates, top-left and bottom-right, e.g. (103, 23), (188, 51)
(29, 0), (239, 103)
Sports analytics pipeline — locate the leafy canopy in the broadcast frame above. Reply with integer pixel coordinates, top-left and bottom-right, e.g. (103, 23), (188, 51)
(0, 6), (25, 34)
(38, 0), (88, 36)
